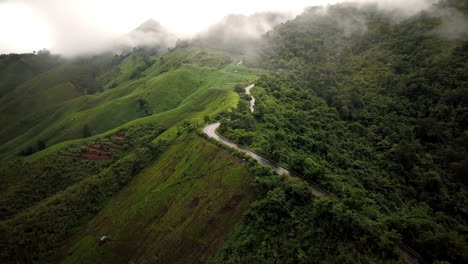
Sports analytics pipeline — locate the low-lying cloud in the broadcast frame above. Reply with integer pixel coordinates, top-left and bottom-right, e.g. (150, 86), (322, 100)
(0, 0), (464, 56)
(430, 6), (468, 40)
(193, 12), (294, 54)
(0, 0), (327, 55)
(350, 0), (438, 15)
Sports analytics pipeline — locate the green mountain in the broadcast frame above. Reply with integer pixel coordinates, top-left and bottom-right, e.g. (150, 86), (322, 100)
(0, 47), (255, 158)
(0, 44), (261, 263)
(0, 51), (62, 97)
(1, 0), (467, 263)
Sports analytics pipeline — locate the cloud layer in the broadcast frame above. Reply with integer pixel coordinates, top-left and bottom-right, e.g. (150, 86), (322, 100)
(0, 0), (450, 55)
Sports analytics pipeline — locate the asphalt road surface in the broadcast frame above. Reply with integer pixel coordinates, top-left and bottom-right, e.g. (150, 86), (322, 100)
(245, 84), (255, 113)
(203, 122), (329, 197)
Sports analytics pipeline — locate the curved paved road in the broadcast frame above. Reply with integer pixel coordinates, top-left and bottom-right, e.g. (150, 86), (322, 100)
(202, 84), (424, 264)
(203, 122), (329, 197)
(203, 122), (424, 263)
(245, 84), (255, 113)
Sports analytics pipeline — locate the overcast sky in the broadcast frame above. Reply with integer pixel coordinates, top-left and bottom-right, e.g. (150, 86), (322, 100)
(0, 0), (435, 55)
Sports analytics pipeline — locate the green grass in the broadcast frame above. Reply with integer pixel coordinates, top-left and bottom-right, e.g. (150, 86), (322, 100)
(58, 134), (256, 264)
(20, 49), (261, 162)
(0, 53), (61, 96)
(0, 46), (264, 264)
(0, 47), (262, 159)
(0, 54), (118, 149)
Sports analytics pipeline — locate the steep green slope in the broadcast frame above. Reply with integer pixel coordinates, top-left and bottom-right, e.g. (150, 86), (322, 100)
(0, 52), (62, 97)
(0, 53), (123, 154)
(0, 129), (164, 263)
(0, 47), (260, 158)
(0, 46), (262, 263)
(58, 134), (255, 264)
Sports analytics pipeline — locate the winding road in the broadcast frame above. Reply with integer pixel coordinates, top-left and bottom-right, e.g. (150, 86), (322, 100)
(202, 84), (424, 264)
(204, 84), (329, 196)
(245, 84), (255, 113)
(203, 122), (329, 197)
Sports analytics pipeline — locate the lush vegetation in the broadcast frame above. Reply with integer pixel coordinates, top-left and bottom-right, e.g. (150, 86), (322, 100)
(0, 50), (62, 97)
(217, 1), (468, 263)
(0, 46), (259, 158)
(0, 46), (261, 263)
(0, 120), (166, 262)
(211, 164), (403, 263)
(1, 1), (467, 263)
(58, 133), (255, 264)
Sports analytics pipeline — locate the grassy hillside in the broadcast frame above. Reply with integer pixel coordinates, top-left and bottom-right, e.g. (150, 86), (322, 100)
(0, 45), (263, 263)
(0, 53), (123, 154)
(0, 47), (261, 158)
(58, 134), (255, 264)
(0, 52), (62, 97)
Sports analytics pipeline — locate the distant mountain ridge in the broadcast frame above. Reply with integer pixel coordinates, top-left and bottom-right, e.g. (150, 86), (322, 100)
(112, 19), (178, 54)
(134, 19), (166, 33)
(194, 11), (293, 54)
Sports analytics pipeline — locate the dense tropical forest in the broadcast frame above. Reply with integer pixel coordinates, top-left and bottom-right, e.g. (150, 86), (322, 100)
(0, 0), (467, 263)
(217, 0), (468, 263)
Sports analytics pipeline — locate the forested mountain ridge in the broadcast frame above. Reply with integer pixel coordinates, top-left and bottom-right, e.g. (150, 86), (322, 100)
(216, 0), (468, 262)
(194, 11), (292, 55)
